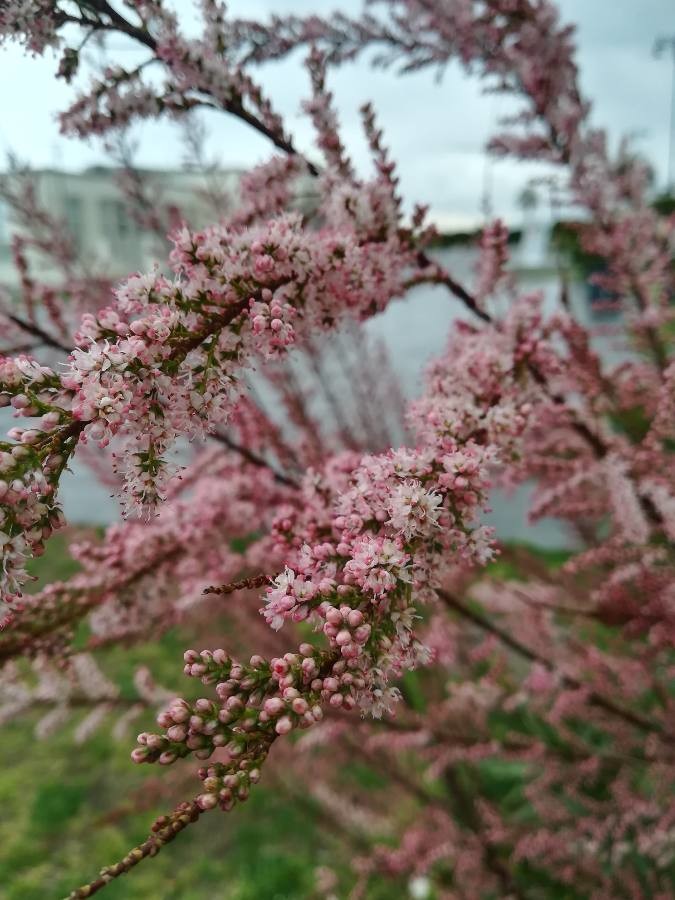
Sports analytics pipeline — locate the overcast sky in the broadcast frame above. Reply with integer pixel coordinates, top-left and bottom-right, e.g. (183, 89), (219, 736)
(0, 0), (673, 228)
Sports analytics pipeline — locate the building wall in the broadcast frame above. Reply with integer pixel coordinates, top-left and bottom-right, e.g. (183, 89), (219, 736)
(0, 166), (246, 288)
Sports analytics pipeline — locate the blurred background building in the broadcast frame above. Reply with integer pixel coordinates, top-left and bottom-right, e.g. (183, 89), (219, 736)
(0, 166), (244, 285)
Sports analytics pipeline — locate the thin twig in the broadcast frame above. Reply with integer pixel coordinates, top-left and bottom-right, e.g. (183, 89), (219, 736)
(64, 800), (205, 898)
(6, 313), (72, 353)
(211, 431), (299, 488)
(437, 589), (669, 740)
(203, 572), (272, 595)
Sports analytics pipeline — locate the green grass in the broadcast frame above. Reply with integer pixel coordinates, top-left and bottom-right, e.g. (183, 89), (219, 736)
(2, 533), (388, 899)
(25, 531), (83, 589)
(0, 671), (346, 900)
(1, 536), (612, 899)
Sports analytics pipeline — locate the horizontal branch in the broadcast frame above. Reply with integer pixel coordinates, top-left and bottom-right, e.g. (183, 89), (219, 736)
(203, 572), (272, 595)
(211, 431), (300, 488)
(437, 589), (669, 741)
(6, 313), (72, 353)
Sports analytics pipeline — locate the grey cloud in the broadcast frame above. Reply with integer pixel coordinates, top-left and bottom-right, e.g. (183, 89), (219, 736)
(0, 1), (672, 225)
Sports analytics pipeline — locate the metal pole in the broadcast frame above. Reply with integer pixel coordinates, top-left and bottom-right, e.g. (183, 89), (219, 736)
(669, 44), (675, 189)
(654, 36), (675, 191)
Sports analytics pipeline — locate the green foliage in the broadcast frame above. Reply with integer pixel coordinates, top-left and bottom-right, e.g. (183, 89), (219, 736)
(653, 193), (675, 216)
(24, 530), (82, 589)
(31, 781), (88, 833)
(0, 543), (381, 899)
(343, 762), (390, 792)
(429, 228), (522, 248)
(550, 221), (601, 275)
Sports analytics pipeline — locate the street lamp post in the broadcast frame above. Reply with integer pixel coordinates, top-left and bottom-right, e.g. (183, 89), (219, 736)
(654, 35), (675, 191)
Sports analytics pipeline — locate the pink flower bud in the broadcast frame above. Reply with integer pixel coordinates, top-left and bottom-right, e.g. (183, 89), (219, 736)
(166, 725), (187, 742)
(347, 609), (364, 627)
(169, 702), (190, 723)
(325, 607), (343, 625)
(264, 697), (285, 717)
(275, 715), (293, 735)
(272, 658), (289, 676)
(301, 658), (317, 679)
(354, 624), (372, 644)
(197, 793), (218, 810)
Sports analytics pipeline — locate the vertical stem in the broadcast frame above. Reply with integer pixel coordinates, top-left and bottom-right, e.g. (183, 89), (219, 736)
(668, 42), (675, 190)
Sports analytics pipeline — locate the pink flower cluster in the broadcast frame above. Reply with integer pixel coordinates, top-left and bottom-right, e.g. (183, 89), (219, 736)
(0, 183), (415, 602)
(0, 2), (674, 898)
(0, 0), (60, 55)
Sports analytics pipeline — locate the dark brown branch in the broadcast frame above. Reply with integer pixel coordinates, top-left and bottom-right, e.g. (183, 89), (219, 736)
(416, 250), (492, 323)
(211, 431), (299, 488)
(81, 0), (158, 51)
(6, 313), (72, 353)
(73, 1), (320, 176)
(437, 589), (669, 740)
(203, 572), (272, 595)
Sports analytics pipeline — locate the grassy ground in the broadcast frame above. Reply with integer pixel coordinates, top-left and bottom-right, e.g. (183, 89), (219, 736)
(3, 536), (401, 900)
(0, 633), (342, 900)
(2, 537), (575, 900)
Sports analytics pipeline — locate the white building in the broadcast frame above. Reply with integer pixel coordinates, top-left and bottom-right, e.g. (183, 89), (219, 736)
(0, 165), (247, 288)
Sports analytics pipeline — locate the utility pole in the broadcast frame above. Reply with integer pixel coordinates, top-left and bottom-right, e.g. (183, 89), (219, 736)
(654, 35), (675, 191)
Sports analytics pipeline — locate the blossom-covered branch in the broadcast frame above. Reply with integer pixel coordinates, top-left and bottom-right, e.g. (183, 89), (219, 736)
(1, 2), (674, 898)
